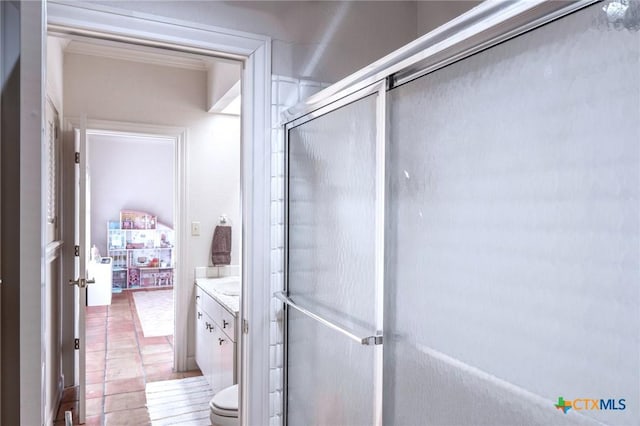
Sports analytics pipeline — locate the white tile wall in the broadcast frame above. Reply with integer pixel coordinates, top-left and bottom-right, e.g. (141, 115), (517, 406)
(269, 75), (328, 424)
(194, 265), (241, 278)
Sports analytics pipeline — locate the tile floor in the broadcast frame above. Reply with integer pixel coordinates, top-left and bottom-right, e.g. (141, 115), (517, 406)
(54, 290), (202, 425)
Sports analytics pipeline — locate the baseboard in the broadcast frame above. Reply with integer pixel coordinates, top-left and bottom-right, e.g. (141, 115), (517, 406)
(186, 355), (198, 371)
(45, 404), (57, 426)
(45, 375), (64, 426)
(45, 409), (56, 426)
(58, 374), (65, 399)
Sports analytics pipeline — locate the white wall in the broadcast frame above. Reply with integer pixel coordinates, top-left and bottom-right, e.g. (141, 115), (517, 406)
(92, 0), (478, 83)
(64, 52), (241, 361)
(207, 60), (241, 112)
(416, 1), (480, 36)
(93, 0), (419, 84)
(46, 36), (65, 113)
(87, 133), (175, 256)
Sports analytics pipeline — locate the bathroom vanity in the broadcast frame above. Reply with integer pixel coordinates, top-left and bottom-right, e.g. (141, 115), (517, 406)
(194, 276), (239, 393)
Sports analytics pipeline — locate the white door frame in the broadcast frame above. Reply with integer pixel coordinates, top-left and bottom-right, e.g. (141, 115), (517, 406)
(0, 1), (45, 425)
(65, 118), (186, 364)
(49, 2), (272, 425)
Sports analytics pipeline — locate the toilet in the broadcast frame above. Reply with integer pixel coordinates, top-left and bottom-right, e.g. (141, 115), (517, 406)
(209, 384), (239, 426)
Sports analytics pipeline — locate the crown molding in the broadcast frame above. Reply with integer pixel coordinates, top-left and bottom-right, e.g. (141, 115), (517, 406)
(64, 38), (211, 71)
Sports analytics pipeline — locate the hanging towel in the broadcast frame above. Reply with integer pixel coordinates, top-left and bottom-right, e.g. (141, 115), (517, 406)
(211, 225), (232, 266)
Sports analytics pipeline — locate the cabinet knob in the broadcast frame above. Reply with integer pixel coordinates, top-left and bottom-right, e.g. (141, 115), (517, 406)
(197, 312), (202, 319)
(196, 295), (200, 301)
(218, 338), (225, 346)
(222, 319), (229, 329)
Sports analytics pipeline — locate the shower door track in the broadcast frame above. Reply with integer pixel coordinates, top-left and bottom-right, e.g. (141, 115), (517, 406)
(281, 0), (598, 124)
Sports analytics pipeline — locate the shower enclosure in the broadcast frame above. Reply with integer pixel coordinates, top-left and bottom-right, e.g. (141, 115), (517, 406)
(279, 1), (639, 425)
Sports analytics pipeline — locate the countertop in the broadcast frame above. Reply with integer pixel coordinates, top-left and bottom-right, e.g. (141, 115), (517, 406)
(195, 276), (240, 315)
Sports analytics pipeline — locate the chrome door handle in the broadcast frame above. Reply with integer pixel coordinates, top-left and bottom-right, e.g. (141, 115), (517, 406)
(222, 319), (229, 329)
(197, 312), (202, 319)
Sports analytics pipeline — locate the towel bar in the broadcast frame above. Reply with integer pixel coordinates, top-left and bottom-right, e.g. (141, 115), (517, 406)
(274, 291), (383, 346)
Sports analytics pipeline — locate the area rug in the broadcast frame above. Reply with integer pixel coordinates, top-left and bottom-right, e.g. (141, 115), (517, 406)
(132, 289), (174, 337)
(145, 376), (213, 425)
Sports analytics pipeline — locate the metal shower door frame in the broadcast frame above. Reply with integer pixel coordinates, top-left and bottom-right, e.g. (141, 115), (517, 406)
(282, 79), (388, 426)
(279, 1), (601, 424)
(281, 0), (598, 123)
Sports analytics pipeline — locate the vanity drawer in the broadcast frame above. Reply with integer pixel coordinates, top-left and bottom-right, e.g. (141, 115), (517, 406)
(219, 307), (236, 342)
(194, 282), (238, 392)
(195, 283), (237, 341)
(196, 286), (221, 320)
(195, 286), (204, 307)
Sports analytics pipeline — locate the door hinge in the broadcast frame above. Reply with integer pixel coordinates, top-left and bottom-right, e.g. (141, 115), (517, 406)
(74, 245), (80, 257)
(74, 339), (80, 350)
(74, 152), (80, 164)
(242, 319), (249, 334)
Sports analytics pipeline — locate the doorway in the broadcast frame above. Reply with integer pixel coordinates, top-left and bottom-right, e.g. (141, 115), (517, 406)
(54, 31), (244, 423)
(86, 129), (177, 383)
(2, 2), (270, 424)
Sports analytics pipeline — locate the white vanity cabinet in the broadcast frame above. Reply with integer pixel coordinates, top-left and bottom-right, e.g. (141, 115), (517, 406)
(194, 282), (238, 393)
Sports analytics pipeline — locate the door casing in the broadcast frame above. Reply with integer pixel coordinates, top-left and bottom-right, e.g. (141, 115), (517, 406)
(0, 1), (46, 425)
(49, 3), (272, 425)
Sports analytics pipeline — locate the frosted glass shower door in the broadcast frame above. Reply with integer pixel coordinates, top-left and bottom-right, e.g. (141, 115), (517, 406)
(284, 87), (385, 426)
(385, 2), (639, 426)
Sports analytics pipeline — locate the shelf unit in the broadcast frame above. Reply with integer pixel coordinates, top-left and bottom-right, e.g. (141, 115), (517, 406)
(107, 219), (174, 290)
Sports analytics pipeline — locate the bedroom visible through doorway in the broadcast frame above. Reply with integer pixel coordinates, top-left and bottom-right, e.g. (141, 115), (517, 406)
(86, 129), (177, 362)
(49, 18), (248, 421)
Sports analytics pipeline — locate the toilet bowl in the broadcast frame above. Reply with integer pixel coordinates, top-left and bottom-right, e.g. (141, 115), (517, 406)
(209, 384), (239, 426)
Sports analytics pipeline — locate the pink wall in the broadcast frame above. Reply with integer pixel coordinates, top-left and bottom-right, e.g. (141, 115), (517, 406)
(88, 133), (174, 255)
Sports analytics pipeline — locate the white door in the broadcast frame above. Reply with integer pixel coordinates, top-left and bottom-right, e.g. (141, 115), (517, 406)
(72, 115), (93, 424)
